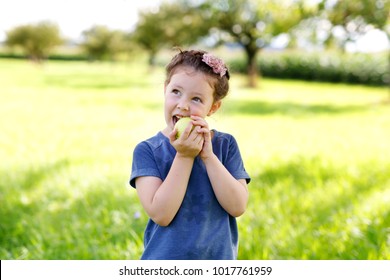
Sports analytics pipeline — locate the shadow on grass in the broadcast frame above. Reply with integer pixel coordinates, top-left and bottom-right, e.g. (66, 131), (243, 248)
(223, 100), (372, 117)
(0, 161), (145, 259)
(44, 73), (152, 90)
(2, 158), (389, 259)
(241, 157), (390, 259)
(0, 160), (70, 258)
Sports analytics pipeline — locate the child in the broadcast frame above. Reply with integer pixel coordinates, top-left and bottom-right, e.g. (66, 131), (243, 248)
(130, 49), (250, 260)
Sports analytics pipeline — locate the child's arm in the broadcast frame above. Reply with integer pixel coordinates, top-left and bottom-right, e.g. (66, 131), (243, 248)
(135, 125), (204, 226)
(193, 116), (249, 217)
(135, 155), (194, 226)
(202, 155), (249, 217)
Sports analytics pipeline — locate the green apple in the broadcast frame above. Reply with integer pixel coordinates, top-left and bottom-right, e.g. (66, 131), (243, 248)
(174, 117), (193, 139)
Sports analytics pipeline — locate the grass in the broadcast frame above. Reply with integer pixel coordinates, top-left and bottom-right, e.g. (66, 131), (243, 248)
(0, 58), (389, 259)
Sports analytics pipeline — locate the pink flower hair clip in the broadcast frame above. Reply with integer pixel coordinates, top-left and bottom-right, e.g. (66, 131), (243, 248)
(202, 53), (227, 77)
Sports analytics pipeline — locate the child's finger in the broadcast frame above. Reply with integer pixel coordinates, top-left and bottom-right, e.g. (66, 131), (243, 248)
(191, 115), (208, 128)
(169, 128), (178, 142)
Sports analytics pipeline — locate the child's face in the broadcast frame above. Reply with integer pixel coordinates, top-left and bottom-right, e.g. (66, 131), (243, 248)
(164, 66), (220, 131)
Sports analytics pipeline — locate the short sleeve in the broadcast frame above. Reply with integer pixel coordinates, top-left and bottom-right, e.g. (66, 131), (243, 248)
(223, 135), (251, 184)
(129, 141), (162, 188)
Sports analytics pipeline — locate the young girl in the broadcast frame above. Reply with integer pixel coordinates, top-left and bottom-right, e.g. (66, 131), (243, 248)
(130, 49), (250, 260)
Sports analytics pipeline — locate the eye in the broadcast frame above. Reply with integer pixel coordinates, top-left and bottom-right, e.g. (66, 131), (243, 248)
(172, 89), (181, 96)
(192, 97), (202, 103)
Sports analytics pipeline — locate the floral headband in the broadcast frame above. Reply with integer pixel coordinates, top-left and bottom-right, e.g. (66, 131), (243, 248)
(202, 53), (228, 77)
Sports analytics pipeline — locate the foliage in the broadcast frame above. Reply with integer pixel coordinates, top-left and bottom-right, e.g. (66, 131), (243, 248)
(132, 8), (168, 66)
(229, 51), (389, 86)
(133, 0), (389, 87)
(1, 59), (389, 259)
(133, 1), (209, 66)
(321, 0), (390, 49)
(80, 25), (131, 61)
(5, 21), (63, 62)
(325, 0), (390, 29)
(184, 0), (322, 87)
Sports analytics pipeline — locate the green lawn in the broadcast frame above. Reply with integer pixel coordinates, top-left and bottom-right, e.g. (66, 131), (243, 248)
(0, 59), (389, 259)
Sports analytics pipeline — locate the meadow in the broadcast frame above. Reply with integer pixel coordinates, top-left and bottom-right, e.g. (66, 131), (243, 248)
(0, 58), (389, 259)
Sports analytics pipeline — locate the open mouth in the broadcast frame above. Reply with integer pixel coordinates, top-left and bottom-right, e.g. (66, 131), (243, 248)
(173, 115), (187, 125)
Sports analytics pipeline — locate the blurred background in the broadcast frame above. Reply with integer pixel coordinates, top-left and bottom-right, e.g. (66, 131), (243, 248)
(1, 0), (389, 260)
(1, 0), (389, 86)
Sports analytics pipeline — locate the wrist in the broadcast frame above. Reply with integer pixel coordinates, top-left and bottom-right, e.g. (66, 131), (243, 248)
(175, 153), (197, 161)
(201, 153), (217, 165)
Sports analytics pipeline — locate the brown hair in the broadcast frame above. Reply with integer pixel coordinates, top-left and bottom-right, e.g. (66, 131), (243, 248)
(165, 49), (230, 102)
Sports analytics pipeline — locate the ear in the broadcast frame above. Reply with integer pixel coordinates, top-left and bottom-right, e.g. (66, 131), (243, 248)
(207, 100), (222, 116)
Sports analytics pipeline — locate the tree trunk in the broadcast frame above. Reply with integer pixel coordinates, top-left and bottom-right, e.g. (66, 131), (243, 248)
(387, 33), (390, 103)
(388, 49), (390, 103)
(148, 50), (157, 72)
(244, 47), (259, 88)
(148, 51), (157, 67)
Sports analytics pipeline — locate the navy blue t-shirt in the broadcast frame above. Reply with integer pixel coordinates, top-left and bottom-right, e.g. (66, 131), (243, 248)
(130, 130), (250, 260)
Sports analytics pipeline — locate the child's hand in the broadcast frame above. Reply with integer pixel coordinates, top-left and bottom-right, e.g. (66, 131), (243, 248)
(169, 119), (204, 158)
(190, 116), (214, 161)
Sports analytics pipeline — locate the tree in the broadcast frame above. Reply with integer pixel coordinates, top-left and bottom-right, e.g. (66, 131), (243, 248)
(196, 0), (320, 87)
(80, 25), (129, 61)
(5, 21), (63, 62)
(133, 1), (210, 66)
(132, 8), (168, 66)
(323, 0), (390, 97)
(324, 0), (390, 50)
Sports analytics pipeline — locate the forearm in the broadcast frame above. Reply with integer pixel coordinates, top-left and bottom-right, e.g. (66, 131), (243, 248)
(143, 126), (203, 226)
(203, 155), (249, 217)
(149, 155), (194, 226)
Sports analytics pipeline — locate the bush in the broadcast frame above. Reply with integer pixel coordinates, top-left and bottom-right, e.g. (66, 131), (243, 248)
(0, 52), (88, 61)
(229, 51), (389, 86)
(5, 21), (63, 62)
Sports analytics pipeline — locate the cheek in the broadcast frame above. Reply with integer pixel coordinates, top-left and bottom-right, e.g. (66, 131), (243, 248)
(190, 105), (208, 118)
(164, 95), (176, 108)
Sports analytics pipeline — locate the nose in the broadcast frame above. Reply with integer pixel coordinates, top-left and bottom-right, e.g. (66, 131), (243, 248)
(177, 99), (189, 111)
